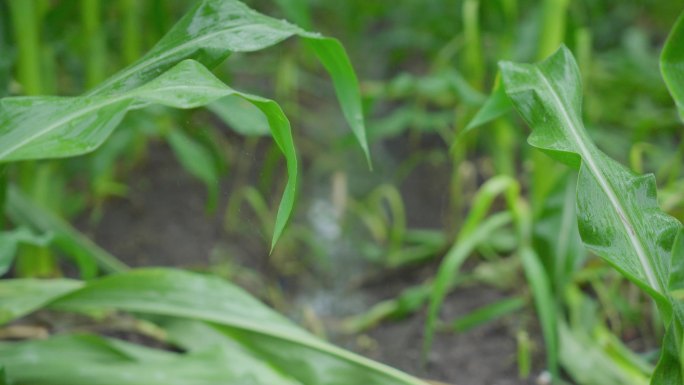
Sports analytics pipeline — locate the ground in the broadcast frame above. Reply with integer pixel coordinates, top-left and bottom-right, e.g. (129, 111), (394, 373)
(77, 140), (542, 385)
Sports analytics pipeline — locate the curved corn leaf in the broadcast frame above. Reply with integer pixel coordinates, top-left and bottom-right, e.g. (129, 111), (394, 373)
(87, 0), (369, 164)
(501, 45), (684, 384)
(0, 334), (300, 385)
(500, 46), (683, 302)
(0, 60), (297, 249)
(0, 268), (427, 385)
(661, 11), (684, 120)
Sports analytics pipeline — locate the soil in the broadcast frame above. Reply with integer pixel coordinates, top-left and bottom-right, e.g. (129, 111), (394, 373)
(77, 140), (543, 385)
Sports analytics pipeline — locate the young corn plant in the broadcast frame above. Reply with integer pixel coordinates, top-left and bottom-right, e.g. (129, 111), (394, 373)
(498, 10), (684, 383)
(0, 1), (433, 384)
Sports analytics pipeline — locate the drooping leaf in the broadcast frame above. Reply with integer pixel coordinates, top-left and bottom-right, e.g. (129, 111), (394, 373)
(500, 45), (683, 303)
(0, 268), (427, 385)
(661, 11), (684, 120)
(0, 60), (297, 249)
(208, 95), (270, 136)
(86, 0), (369, 164)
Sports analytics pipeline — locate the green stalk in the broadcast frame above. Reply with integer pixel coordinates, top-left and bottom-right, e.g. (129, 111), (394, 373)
(462, 0), (483, 90)
(7, 0), (42, 95)
(81, 0), (106, 89)
(121, 0), (141, 65)
(536, 0), (570, 60)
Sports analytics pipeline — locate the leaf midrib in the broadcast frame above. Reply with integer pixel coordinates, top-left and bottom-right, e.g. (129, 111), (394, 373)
(0, 85), (225, 160)
(87, 22), (293, 96)
(535, 68), (662, 293)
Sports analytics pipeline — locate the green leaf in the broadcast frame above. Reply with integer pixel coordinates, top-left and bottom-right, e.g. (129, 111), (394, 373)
(462, 79), (512, 133)
(167, 129), (221, 211)
(8, 268), (425, 385)
(500, 45), (683, 302)
(6, 185), (126, 276)
(0, 278), (82, 325)
(0, 334), (296, 385)
(208, 95), (270, 136)
(661, 11), (684, 120)
(501, 45), (684, 385)
(424, 211), (512, 355)
(0, 60), (297, 249)
(86, 0), (369, 164)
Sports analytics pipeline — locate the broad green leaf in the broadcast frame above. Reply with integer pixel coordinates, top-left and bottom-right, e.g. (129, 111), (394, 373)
(0, 278), (82, 325)
(559, 322), (650, 385)
(661, 11), (684, 120)
(0, 334), (288, 385)
(208, 95), (270, 136)
(164, 320), (302, 385)
(86, 0), (369, 164)
(34, 268), (426, 385)
(0, 60), (297, 249)
(500, 46), (683, 302)
(652, 311), (684, 385)
(501, 45), (684, 384)
(167, 129), (221, 211)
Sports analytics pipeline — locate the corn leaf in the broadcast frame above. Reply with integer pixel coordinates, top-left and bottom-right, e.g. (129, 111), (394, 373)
(87, 0), (369, 163)
(500, 45), (684, 384)
(0, 268), (427, 385)
(0, 60), (296, 249)
(0, 334), (299, 385)
(0, 278), (82, 325)
(661, 11), (684, 120)
(500, 46), (683, 302)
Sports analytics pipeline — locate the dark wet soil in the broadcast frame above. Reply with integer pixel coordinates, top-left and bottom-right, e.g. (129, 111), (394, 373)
(77, 140), (542, 385)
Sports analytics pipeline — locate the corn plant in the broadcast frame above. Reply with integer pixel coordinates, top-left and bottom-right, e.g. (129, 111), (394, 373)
(496, 9), (684, 383)
(0, 1), (437, 384)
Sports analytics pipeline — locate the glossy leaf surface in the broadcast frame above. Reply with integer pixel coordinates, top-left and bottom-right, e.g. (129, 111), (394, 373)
(86, 0), (369, 163)
(500, 46), (683, 301)
(501, 45), (684, 384)
(0, 60), (297, 249)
